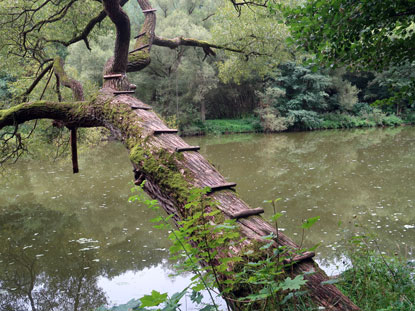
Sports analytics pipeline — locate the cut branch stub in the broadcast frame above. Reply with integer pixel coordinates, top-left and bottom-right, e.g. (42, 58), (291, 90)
(142, 8), (157, 13)
(113, 90), (136, 95)
(175, 146), (201, 152)
(134, 32), (146, 39)
(231, 207), (264, 219)
(102, 70), (134, 91)
(130, 104), (152, 110)
(283, 252), (316, 265)
(103, 74), (123, 79)
(207, 182), (237, 193)
(129, 44), (150, 54)
(153, 129), (179, 135)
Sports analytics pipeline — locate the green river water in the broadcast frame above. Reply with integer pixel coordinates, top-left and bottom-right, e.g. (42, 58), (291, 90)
(1, 127), (414, 309)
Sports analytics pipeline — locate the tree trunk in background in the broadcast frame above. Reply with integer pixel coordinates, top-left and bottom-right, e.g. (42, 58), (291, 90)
(200, 101), (206, 123)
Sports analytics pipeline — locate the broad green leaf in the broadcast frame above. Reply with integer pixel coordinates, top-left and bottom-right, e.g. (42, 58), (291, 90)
(281, 275), (307, 291)
(301, 216), (320, 229)
(139, 290), (168, 308)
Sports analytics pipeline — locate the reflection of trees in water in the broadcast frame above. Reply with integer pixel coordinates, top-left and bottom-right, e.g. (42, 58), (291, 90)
(191, 127), (415, 262)
(0, 204), (107, 310)
(0, 142), (180, 309)
(0, 202), (172, 310)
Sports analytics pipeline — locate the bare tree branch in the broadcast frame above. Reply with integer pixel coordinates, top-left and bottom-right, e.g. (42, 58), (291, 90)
(20, 62), (53, 100)
(153, 35), (242, 55)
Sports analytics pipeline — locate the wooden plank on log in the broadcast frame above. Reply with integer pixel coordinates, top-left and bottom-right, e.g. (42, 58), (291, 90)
(103, 74), (123, 79)
(134, 32), (146, 39)
(175, 146), (200, 152)
(130, 104), (152, 110)
(231, 208), (264, 219)
(207, 182), (237, 193)
(153, 129), (179, 135)
(142, 8), (157, 13)
(129, 44), (150, 54)
(283, 251), (315, 265)
(113, 91), (136, 95)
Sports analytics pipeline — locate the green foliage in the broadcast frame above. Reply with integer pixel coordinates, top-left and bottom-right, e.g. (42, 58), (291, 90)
(269, 62), (332, 114)
(338, 246), (415, 310)
(139, 290), (169, 308)
(330, 68), (359, 111)
(203, 118), (261, 134)
(0, 0), (111, 98)
(321, 113), (361, 129)
(180, 117), (261, 135)
(211, 1), (293, 83)
(287, 110), (323, 130)
(0, 73), (14, 105)
(129, 187), (317, 311)
(368, 62), (415, 114)
(283, 0), (415, 71)
(66, 35), (115, 85)
(254, 106), (293, 132)
(402, 111), (415, 124)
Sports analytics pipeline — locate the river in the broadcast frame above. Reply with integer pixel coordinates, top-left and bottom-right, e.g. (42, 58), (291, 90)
(1, 127), (414, 309)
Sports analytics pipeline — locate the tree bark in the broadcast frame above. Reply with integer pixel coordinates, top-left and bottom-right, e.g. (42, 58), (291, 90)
(103, 0), (131, 74)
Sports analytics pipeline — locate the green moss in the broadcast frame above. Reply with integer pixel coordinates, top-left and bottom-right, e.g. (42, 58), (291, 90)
(134, 32), (151, 49)
(128, 50), (150, 64)
(53, 57), (70, 85)
(129, 144), (192, 206)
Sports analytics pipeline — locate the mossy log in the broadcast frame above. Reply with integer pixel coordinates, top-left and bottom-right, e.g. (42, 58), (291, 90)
(0, 89), (359, 311)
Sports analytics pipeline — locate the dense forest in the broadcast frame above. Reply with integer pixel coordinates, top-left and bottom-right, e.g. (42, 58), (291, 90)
(1, 0), (414, 145)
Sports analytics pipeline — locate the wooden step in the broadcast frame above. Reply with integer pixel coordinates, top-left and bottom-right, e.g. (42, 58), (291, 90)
(231, 208), (264, 220)
(175, 146), (200, 152)
(130, 104), (152, 110)
(134, 32), (146, 39)
(283, 251), (315, 265)
(113, 90), (135, 95)
(129, 44), (150, 54)
(207, 182), (237, 193)
(142, 8), (157, 13)
(103, 74), (123, 79)
(153, 129), (178, 135)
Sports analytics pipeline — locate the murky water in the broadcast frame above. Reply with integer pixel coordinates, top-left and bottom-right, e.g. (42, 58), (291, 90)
(1, 127), (414, 309)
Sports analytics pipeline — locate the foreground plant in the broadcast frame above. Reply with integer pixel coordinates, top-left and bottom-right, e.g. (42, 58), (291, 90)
(338, 236), (415, 311)
(128, 190), (325, 311)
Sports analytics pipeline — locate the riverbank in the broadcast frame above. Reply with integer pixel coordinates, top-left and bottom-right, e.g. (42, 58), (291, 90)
(180, 111), (414, 136)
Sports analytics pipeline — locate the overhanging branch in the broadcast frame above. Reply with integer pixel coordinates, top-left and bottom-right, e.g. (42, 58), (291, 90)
(153, 36), (243, 55)
(0, 101), (101, 130)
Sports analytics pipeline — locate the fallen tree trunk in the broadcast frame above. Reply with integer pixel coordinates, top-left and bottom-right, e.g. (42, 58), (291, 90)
(120, 93), (359, 310)
(0, 88), (359, 310)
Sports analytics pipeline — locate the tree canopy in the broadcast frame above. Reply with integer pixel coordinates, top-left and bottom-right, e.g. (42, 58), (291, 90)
(283, 0), (415, 70)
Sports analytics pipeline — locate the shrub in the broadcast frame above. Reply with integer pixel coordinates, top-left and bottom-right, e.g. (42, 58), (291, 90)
(353, 102), (373, 116)
(402, 112), (415, 124)
(322, 113), (369, 129)
(338, 252), (415, 311)
(287, 110), (323, 130)
(382, 115), (403, 126)
(255, 106), (293, 132)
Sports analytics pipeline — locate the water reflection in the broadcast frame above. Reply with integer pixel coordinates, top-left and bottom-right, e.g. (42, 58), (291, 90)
(0, 143), (172, 310)
(1, 127), (415, 309)
(186, 127), (415, 265)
